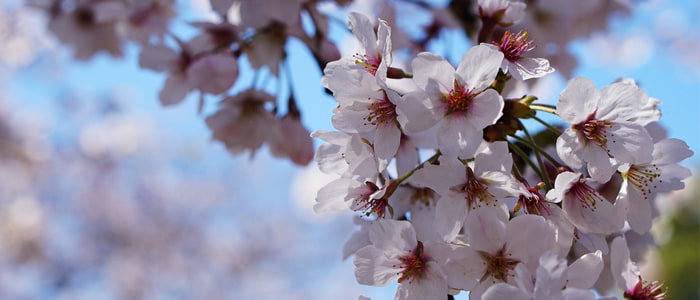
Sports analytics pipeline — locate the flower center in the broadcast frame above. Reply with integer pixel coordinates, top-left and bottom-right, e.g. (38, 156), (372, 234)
(624, 164), (661, 199)
(478, 247), (520, 283)
(396, 241), (430, 283)
(573, 115), (614, 149)
(446, 82), (475, 114)
(493, 31), (534, 62)
(409, 187), (437, 206)
(354, 53), (381, 75)
(516, 185), (551, 216)
(624, 276), (667, 300)
(451, 167), (497, 210)
(363, 93), (397, 126)
(569, 180), (605, 211)
(353, 181), (389, 218)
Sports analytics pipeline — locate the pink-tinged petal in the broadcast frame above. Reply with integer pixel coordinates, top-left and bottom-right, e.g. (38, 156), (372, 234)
(561, 288), (596, 300)
(159, 73), (192, 106)
(544, 205), (575, 256)
(557, 77), (599, 124)
(456, 44), (504, 92)
(604, 122), (653, 165)
(466, 89), (504, 130)
(620, 182), (652, 234)
(374, 122), (401, 161)
(575, 231), (609, 255)
(395, 263), (448, 300)
(442, 246), (483, 290)
(332, 108), (375, 133)
(482, 283), (529, 300)
(581, 144), (617, 183)
(562, 189), (625, 234)
(348, 12), (378, 56)
(652, 138), (694, 165)
(395, 138), (419, 177)
(511, 57), (554, 81)
(505, 215), (555, 264)
(474, 141), (512, 173)
(369, 219), (417, 252)
(395, 91), (440, 133)
(354, 246), (402, 286)
(610, 236), (640, 291)
(314, 178), (359, 213)
(556, 128), (585, 170)
(376, 18), (392, 67)
(343, 228), (370, 260)
(412, 158), (466, 193)
(187, 53), (238, 94)
(546, 172), (581, 203)
(411, 52), (454, 95)
(502, 1), (526, 24)
(437, 116), (483, 159)
(566, 251), (603, 289)
(597, 81), (656, 124)
(434, 192), (468, 242)
(465, 206), (507, 253)
(139, 45), (179, 72)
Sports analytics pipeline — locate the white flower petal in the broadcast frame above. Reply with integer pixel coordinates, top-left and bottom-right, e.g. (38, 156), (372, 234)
(557, 77), (599, 124)
(556, 128), (585, 170)
(456, 44), (503, 92)
(566, 251), (603, 289)
(483, 283), (529, 300)
(354, 246), (402, 286)
(511, 57), (554, 81)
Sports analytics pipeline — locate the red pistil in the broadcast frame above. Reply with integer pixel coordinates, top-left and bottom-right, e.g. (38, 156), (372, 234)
(396, 241), (430, 283)
(354, 53), (381, 75)
(493, 31), (535, 62)
(363, 93), (397, 126)
(573, 114), (614, 149)
(446, 81), (475, 114)
(515, 183), (551, 216)
(478, 246), (520, 283)
(624, 276), (667, 300)
(451, 167), (497, 210)
(569, 180), (605, 211)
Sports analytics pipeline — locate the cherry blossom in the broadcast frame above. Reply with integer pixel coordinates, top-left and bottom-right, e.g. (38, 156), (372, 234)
(410, 45), (504, 158)
(477, 0), (527, 27)
(610, 236), (667, 300)
(205, 89), (275, 155)
(547, 171), (626, 234)
(556, 77), (660, 182)
(442, 213), (556, 299)
(485, 31), (554, 80)
(482, 250), (603, 300)
(354, 219), (449, 300)
(617, 138), (693, 234)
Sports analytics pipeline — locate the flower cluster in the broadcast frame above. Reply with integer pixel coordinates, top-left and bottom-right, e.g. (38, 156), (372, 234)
(314, 5), (693, 300)
(26, 0), (636, 165)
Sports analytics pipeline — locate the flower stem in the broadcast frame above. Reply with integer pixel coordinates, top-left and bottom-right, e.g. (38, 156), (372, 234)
(531, 115), (563, 136)
(508, 134), (561, 168)
(529, 103), (557, 114)
(507, 141), (546, 186)
(516, 120), (551, 189)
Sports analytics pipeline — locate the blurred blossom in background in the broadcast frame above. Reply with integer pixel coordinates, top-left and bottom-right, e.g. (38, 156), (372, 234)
(0, 0), (698, 299)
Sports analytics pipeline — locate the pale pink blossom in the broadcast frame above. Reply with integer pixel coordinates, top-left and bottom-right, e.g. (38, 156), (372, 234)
(409, 45), (505, 158)
(484, 31), (554, 80)
(205, 89), (275, 155)
(478, 0), (526, 27)
(354, 219), (449, 300)
(269, 115), (314, 166)
(610, 236), (667, 300)
(556, 77), (659, 182)
(442, 213), (556, 299)
(546, 172), (626, 234)
(617, 138), (693, 234)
